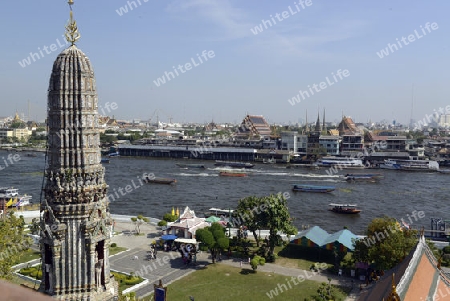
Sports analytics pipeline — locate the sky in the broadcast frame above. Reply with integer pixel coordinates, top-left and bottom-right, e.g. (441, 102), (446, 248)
(1, 0), (449, 125)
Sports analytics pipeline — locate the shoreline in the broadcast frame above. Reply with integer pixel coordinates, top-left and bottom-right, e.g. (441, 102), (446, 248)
(11, 210), (162, 224)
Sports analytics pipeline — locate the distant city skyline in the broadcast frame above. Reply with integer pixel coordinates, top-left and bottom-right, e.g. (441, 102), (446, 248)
(1, 1), (450, 125)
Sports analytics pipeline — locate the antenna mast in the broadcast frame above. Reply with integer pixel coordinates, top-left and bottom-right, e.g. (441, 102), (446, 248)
(410, 84), (414, 129)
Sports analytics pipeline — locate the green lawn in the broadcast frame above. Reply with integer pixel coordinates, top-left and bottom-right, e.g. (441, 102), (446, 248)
(14, 249), (41, 265)
(161, 264), (347, 301)
(274, 257), (332, 271)
(110, 246), (128, 256)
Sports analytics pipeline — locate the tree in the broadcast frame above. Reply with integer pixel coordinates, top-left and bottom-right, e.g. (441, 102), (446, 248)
(0, 212), (32, 279)
(100, 133), (117, 144)
(130, 215), (149, 234)
(196, 223), (229, 263)
(259, 193), (297, 260)
(353, 216), (418, 270)
(29, 218), (40, 235)
(162, 213), (178, 222)
(157, 212), (178, 227)
(10, 121), (26, 129)
(234, 193), (297, 261)
(235, 196), (264, 246)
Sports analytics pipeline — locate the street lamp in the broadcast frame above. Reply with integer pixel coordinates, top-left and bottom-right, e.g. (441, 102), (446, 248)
(228, 208), (231, 237)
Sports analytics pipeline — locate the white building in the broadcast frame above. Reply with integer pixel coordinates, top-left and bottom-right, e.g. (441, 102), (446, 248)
(439, 114), (450, 128)
(280, 131), (307, 154)
(319, 136), (341, 155)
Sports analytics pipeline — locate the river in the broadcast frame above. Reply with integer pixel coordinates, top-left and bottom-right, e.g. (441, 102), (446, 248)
(2, 150), (449, 234)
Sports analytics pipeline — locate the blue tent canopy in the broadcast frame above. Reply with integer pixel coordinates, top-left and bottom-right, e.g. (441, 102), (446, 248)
(161, 234), (177, 240)
(290, 226), (358, 251)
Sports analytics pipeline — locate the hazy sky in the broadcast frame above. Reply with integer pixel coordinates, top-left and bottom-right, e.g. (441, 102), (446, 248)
(1, 1), (449, 125)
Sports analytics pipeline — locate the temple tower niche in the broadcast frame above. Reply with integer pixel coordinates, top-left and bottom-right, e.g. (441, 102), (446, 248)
(40, 2), (118, 300)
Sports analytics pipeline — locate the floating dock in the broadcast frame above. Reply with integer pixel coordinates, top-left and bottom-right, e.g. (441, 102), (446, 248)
(118, 145), (257, 161)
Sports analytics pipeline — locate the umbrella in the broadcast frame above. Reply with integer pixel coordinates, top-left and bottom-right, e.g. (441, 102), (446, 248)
(171, 207), (175, 215)
(205, 216), (221, 223)
(176, 207), (180, 216)
(218, 220), (228, 227)
(161, 234), (178, 240)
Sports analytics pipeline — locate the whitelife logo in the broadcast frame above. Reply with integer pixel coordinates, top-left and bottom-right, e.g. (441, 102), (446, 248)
(18, 35), (70, 68)
(250, 0), (313, 35)
(287, 69), (350, 106)
(153, 50), (215, 87)
(376, 22), (439, 58)
(116, 0), (149, 17)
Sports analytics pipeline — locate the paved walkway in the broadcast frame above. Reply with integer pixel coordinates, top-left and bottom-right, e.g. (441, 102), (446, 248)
(109, 220), (213, 298)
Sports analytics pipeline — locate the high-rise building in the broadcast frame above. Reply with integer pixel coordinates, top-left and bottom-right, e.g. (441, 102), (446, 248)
(439, 114), (450, 128)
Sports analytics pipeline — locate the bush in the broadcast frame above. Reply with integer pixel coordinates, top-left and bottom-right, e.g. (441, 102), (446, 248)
(110, 243), (117, 248)
(250, 255), (266, 271)
(158, 220), (168, 227)
(112, 271), (143, 286)
(163, 213), (178, 222)
(265, 253), (276, 263)
(20, 268), (33, 276)
(443, 246), (450, 254)
(124, 278), (142, 285)
(19, 265), (42, 279)
(30, 270), (43, 279)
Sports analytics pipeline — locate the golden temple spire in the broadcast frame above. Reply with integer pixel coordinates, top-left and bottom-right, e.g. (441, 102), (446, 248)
(65, 0), (81, 46)
(386, 274), (401, 301)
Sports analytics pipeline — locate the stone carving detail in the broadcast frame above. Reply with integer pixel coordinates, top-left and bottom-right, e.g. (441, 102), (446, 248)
(45, 168), (107, 204)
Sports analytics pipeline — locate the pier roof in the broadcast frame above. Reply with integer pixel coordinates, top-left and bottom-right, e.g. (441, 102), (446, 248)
(118, 144), (258, 153)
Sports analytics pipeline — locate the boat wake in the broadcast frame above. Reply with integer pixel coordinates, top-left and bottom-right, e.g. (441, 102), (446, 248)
(291, 178), (341, 183)
(292, 173), (340, 178)
(255, 172), (290, 176)
(176, 173), (215, 177)
(209, 167), (249, 172)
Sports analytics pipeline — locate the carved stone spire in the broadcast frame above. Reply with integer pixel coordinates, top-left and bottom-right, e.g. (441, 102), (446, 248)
(40, 2), (117, 300)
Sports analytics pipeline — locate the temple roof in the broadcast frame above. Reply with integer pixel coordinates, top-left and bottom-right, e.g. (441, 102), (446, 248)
(234, 114), (271, 138)
(168, 206), (209, 236)
(358, 235), (450, 301)
(338, 116), (360, 135)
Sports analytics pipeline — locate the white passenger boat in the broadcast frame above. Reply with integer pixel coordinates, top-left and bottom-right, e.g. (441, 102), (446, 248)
(379, 159), (439, 171)
(316, 157), (365, 169)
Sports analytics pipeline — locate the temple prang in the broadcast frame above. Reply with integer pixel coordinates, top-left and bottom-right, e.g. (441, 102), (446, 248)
(39, 1), (118, 300)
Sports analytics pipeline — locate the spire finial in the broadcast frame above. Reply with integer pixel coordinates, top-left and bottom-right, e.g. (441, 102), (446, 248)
(65, 0), (81, 46)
